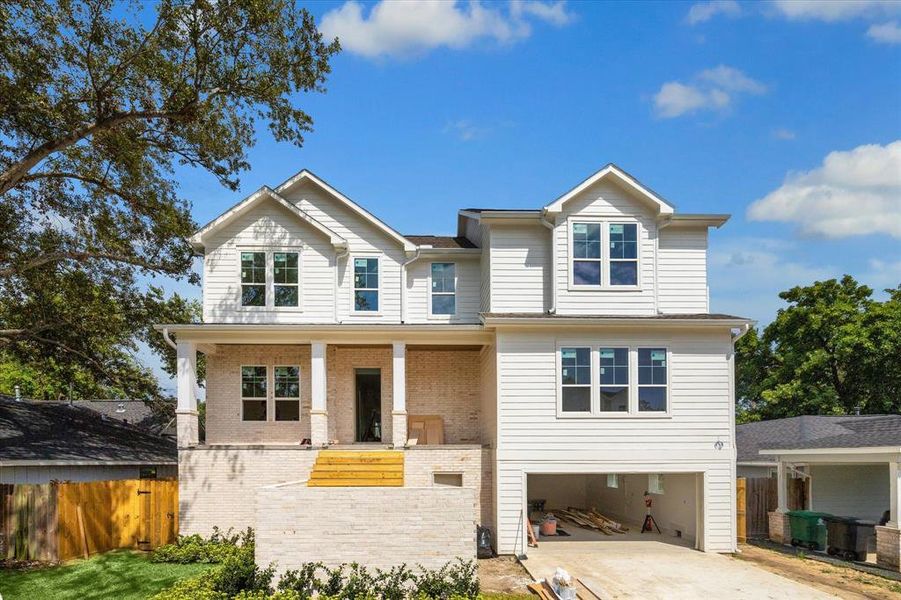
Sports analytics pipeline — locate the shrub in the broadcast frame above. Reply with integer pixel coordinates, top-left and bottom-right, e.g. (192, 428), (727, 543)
(413, 560), (479, 600)
(277, 562), (323, 599)
(151, 527), (254, 564)
(214, 552), (275, 598)
(151, 569), (226, 600)
(373, 564), (416, 600)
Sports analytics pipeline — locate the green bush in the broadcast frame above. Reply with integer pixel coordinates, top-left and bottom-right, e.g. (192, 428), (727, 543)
(151, 527), (254, 564)
(413, 560), (479, 600)
(151, 569), (226, 600)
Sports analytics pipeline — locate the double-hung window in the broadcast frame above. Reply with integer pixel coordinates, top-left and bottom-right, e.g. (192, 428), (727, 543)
(560, 347), (591, 412)
(273, 252), (299, 307)
(274, 366), (300, 421)
(353, 257), (379, 312)
(241, 366), (267, 421)
(240, 252), (267, 307)
(599, 347), (629, 412)
(609, 223), (638, 286)
(572, 223), (602, 286)
(430, 262), (456, 315)
(638, 348), (668, 412)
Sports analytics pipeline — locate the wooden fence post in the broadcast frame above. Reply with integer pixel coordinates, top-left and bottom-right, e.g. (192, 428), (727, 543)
(736, 477), (747, 544)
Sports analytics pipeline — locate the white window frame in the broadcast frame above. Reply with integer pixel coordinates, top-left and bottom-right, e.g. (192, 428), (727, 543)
(569, 220), (603, 288)
(566, 218), (642, 291)
(273, 365), (301, 422)
(559, 346), (593, 414)
(598, 346), (630, 414)
(649, 473), (665, 495)
(607, 474), (619, 489)
(351, 254), (382, 315)
(236, 247), (304, 311)
(428, 261), (457, 319)
(240, 364), (268, 422)
(238, 250), (267, 309)
(608, 222), (640, 287)
(637, 346), (669, 414)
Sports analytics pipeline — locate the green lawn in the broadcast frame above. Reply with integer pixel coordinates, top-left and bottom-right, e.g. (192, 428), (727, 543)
(0, 550), (215, 600)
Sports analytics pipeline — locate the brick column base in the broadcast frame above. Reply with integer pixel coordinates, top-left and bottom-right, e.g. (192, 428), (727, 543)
(311, 411), (328, 447)
(876, 526), (901, 571)
(176, 410), (199, 447)
(768, 511), (791, 544)
(392, 412), (407, 448)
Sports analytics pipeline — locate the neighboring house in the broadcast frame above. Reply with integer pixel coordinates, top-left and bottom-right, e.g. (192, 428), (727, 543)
(760, 414), (901, 570)
(73, 399), (176, 437)
(0, 395), (177, 484)
(158, 164), (752, 571)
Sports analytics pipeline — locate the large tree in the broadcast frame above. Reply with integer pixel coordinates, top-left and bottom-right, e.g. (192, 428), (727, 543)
(736, 276), (901, 422)
(0, 0), (339, 399)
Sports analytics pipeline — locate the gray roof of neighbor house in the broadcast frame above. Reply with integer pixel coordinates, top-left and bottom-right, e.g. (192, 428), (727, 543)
(72, 399), (175, 436)
(404, 235), (478, 249)
(0, 396), (177, 464)
(737, 415), (901, 462)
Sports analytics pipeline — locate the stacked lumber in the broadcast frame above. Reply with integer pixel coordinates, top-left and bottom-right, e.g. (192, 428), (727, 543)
(552, 508), (628, 535)
(527, 579), (603, 600)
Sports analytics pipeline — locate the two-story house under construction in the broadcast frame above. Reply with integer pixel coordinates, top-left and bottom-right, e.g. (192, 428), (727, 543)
(159, 164), (751, 571)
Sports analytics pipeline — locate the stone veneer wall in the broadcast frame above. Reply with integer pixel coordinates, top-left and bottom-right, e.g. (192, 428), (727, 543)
(255, 484), (475, 574)
(405, 446), (493, 530)
(767, 511), (791, 545)
(876, 526), (901, 571)
(406, 349), (481, 444)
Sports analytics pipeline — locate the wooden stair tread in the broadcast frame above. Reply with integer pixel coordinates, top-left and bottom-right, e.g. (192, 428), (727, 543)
(310, 471), (403, 479)
(308, 450), (405, 488)
(311, 464), (403, 472)
(308, 479), (404, 487)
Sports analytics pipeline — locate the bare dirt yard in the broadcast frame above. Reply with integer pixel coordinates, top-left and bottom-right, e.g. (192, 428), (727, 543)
(734, 544), (901, 600)
(479, 555), (533, 596)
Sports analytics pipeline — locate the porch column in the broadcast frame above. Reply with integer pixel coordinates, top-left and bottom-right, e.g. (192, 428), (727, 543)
(392, 341), (407, 448)
(176, 340), (199, 447)
(876, 461), (901, 571)
(776, 460), (788, 512)
(768, 458), (792, 544)
(311, 341), (328, 447)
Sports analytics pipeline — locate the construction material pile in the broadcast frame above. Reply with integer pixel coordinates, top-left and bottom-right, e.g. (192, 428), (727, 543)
(552, 508), (629, 535)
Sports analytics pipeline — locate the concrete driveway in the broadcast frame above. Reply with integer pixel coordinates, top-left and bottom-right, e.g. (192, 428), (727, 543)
(521, 527), (837, 599)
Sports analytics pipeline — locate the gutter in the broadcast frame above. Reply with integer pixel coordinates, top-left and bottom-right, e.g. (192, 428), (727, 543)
(539, 212), (557, 314)
(400, 248), (422, 323)
(162, 327), (177, 350)
(731, 322), (753, 342)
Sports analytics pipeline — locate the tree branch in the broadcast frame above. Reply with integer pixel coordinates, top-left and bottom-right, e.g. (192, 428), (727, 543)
(0, 250), (173, 278)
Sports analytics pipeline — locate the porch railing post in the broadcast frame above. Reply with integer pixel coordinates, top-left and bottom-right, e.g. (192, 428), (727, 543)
(392, 341), (407, 448)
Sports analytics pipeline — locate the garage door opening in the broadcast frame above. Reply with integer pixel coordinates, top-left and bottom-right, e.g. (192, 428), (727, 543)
(525, 472), (704, 550)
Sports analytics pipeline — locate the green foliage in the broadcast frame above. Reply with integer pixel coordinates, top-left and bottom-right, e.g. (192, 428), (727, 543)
(736, 276), (901, 420)
(277, 562), (323, 599)
(413, 559), (480, 600)
(151, 527), (254, 564)
(0, 0), (338, 400)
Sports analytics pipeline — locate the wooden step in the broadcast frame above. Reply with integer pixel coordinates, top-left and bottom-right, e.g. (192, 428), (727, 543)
(315, 457), (404, 466)
(310, 470), (402, 480)
(311, 464), (403, 473)
(317, 451), (403, 458)
(308, 478), (404, 487)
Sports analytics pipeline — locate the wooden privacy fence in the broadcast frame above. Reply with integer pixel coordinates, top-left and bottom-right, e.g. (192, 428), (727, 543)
(0, 479), (177, 561)
(737, 475), (809, 542)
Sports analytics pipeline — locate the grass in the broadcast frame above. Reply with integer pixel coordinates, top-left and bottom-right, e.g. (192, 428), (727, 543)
(0, 550), (215, 600)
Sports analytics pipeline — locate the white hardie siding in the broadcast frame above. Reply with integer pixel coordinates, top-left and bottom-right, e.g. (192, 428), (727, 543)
(405, 256), (481, 323)
(489, 225), (548, 313)
(658, 227), (709, 314)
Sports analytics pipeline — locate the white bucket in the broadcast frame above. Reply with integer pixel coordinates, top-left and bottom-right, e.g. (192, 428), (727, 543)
(532, 524), (540, 539)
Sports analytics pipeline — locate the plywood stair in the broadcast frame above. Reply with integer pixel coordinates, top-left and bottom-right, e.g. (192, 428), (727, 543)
(307, 450), (404, 487)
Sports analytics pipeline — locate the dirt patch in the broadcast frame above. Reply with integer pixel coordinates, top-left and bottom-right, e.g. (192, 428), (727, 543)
(479, 556), (533, 595)
(734, 544), (901, 600)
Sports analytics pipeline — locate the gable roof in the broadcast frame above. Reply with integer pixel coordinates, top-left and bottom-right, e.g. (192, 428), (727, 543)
(72, 399), (175, 436)
(404, 235), (478, 249)
(543, 163), (675, 216)
(0, 396), (176, 464)
(276, 169), (416, 252)
(737, 415), (901, 462)
(190, 186), (347, 252)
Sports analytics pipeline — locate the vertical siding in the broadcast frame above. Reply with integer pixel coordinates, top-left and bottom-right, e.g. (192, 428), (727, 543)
(405, 256), (481, 323)
(658, 227), (709, 313)
(810, 464), (889, 522)
(489, 225), (548, 313)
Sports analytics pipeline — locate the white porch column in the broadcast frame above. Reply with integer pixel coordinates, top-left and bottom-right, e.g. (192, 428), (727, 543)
(311, 341), (328, 447)
(392, 341), (407, 448)
(889, 461), (900, 528)
(776, 460), (788, 512)
(176, 340), (199, 447)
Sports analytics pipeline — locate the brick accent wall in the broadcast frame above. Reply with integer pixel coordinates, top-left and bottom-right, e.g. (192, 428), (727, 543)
(768, 511), (791, 545)
(255, 483), (475, 573)
(327, 346), (394, 444)
(406, 349), (481, 444)
(205, 345), (311, 445)
(876, 526), (901, 571)
(178, 446), (318, 535)
(405, 446), (493, 530)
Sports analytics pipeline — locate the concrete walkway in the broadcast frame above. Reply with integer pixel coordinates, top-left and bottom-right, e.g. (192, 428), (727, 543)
(521, 526), (838, 599)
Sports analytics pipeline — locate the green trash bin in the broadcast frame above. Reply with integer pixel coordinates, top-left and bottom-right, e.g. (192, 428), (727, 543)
(787, 510), (831, 551)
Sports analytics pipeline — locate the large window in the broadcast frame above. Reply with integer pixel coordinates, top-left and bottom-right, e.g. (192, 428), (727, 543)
(273, 252), (299, 307)
(599, 347), (629, 412)
(560, 347), (591, 412)
(638, 348), (668, 412)
(353, 257), (379, 312)
(609, 223), (638, 286)
(241, 366), (267, 421)
(572, 222), (602, 286)
(274, 366), (300, 421)
(240, 252), (266, 307)
(430, 262), (456, 315)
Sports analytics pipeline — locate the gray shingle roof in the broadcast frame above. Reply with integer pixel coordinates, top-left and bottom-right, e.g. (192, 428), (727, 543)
(72, 399), (175, 435)
(404, 235), (478, 249)
(0, 396), (176, 464)
(737, 415), (901, 461)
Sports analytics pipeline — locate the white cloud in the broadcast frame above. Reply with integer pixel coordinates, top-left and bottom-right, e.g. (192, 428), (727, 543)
(864, 258), (901, 291)
(652, 66), (765, 118)
(443, 119), (486, 141)
(686, 1), (741, 25)
(319, 0), (574, 59)
(747, 141), (901, 238)
(772, 0), (901, 22)
(772, 128), (797, 140)
(867, 21), (901, 44)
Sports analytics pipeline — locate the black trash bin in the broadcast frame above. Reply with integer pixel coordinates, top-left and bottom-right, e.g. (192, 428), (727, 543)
(825, 516), (876, 561)
(851, 520), (876, 562)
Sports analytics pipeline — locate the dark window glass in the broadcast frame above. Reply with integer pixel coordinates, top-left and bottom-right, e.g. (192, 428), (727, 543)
(242, 400), (267, 421)
(609, 224), (638, 286)
(274, 366), (300, 398)
(241, 252), (266, 306)
(561, 347), (591, 412)
(573, 260), (601, 286)
(275, 400), (300, 421)
(274, 252), (299, 307)
(241, 366), (267, 398)
(431, 263), (456, 314)
(573, 223), (602, 285)
(638, 348), (667, 412)
(600, 347), (629, 412)
(353, 258), (379, 311)
(610, 261), (638, 286)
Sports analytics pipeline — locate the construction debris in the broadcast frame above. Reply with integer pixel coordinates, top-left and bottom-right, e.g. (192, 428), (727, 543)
(550, 508), (629, 536)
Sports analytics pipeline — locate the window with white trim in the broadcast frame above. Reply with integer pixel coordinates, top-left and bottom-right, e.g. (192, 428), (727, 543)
(240, 252), (266, 306)
(273, 252), (299, 307)
(353, 257), (379, 312)
(241, 366), (267, 421)
(638, 348), (668, 412)
(599, 347), (629, 412)
(648, 473), (665, 495)
(274, 366), (300, 421)
(572, 222), (602, 286)
(430, 262), (456, 315)
(561, 347), (591, 412)
(609, 223), (638, 286)
(607, 474), (619, 488)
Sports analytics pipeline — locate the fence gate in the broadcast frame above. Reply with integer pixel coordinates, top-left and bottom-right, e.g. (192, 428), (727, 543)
(736, 477), (747, 543)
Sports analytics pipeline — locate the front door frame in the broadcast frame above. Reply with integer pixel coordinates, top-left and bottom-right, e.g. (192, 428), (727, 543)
(354, 367), (382, 442)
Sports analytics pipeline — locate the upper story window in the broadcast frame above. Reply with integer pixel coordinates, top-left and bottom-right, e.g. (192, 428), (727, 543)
(572, 222), (602, 286)
(638, 348), (668, 412)
(240, 250), (300, 308)
(274, 366), (300, 421)
(273, 253), (299, 307)
(599, 347), (629, 412)
(609, 223), (638, 286)
(430, 262), (456, 316)
(353, 257), (379, 312)
(240, 252), (266, 306)
(560, 347), (591, 412)
(241, 366), (267, 421)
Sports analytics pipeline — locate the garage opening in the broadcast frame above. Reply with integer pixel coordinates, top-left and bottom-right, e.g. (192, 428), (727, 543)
(526, 472), (704, 550)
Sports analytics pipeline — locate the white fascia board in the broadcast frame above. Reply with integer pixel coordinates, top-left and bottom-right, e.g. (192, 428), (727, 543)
(543, 164), (676, 217)
(760, 446), (901, 456)
(481, 316), (750, 329)
(659, 214), (731, 229)
(738, 461), (777, 467)
(276, 169), (416, 252)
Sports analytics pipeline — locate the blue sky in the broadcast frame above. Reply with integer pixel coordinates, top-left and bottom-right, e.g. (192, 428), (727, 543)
(151, 0), (901, 390)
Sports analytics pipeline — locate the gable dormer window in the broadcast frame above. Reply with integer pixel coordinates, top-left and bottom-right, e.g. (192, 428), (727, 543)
(273, 252), (299, 307)
(572, 222), (602, 286)
(353, 257), (380, 312)
(241, 252), (267, 306)
(609, 223), (638, 286)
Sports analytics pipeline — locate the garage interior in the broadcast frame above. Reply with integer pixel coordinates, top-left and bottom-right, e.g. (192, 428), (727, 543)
(526, 473), (704, 549)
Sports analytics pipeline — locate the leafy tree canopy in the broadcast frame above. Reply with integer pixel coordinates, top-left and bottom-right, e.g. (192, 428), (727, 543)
(736, 275), (901, 423)
(0, 0), (339, 399)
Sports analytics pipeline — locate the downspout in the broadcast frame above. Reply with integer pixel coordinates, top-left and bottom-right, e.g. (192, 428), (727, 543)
(400, 249), (422, 323)
(333, 244), (349, 323)
(162, 327), (177, 350)
(539, 212), (556, 314)
(731, 322), (752, 343)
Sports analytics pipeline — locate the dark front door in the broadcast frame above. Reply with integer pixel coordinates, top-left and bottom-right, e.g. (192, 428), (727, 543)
(355, 368), (382, 442)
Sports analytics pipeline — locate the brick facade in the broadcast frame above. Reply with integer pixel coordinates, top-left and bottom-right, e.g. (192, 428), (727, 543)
(405, 446), (493, 530)
(256, 483), (475, 574)
(876, 526), (901, 571)
(768, 511), (791, 545)
(327, 346), (394, 443)
(406, 349), (481, 444)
